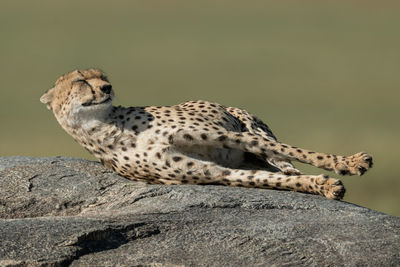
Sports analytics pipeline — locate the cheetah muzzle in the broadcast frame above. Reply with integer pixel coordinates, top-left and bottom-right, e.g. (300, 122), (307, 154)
(40, 68), (373, 200)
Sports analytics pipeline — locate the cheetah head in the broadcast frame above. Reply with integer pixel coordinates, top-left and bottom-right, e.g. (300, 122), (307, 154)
(40, 68), (114, 128)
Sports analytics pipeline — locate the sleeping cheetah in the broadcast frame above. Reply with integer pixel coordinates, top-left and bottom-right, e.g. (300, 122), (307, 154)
(40, 69), (373, 200)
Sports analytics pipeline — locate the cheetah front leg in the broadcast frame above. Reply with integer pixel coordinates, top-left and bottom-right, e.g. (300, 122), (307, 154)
(156, 152), (345, 199)
(170, 129), (373, 176)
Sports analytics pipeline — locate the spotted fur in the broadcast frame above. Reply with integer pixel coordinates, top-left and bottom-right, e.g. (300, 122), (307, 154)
(40, 69), (373, 200)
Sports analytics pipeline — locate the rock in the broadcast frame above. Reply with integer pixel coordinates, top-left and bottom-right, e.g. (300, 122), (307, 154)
(0, 156), (399, 266)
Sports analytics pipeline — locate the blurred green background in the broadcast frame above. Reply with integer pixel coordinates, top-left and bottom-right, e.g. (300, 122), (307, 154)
(1, 1), (399, 216)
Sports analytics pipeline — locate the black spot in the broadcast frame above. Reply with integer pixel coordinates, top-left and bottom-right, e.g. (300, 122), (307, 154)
(187, 162), (194, 167)
(172, 156), (182, 162)
(296, 183), (301, 187)
(183, 134), (193, 141)
(156, 153), (161, 159)
(247, 175), (254, 180)
(123, 156), (129, 160)
(250, 140), (258, 146)
(276, 182), (281, 187)
(317, 156), (324, 160)
(221, 170), (231, 176)
(201, 133), (208, 140)
(218, 135), (227, 141)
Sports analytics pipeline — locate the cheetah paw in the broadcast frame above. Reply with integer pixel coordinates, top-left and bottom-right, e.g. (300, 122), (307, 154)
(334, 152), (373, 176)
(316, 175), (346, 200)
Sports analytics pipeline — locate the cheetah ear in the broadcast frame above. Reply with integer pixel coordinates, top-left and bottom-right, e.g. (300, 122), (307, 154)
(40, 88), (54, 109)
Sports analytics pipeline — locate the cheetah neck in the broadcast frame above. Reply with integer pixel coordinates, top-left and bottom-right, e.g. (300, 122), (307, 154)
(59, 105), (123, 150)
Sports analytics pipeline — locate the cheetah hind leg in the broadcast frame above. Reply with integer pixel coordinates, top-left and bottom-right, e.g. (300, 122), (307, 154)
(159, 153), (345, 200)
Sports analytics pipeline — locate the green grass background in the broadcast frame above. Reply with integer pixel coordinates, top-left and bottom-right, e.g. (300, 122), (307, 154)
(1, 0), (399, 215)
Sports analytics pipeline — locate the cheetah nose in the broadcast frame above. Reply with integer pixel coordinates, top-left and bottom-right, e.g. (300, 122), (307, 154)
(100, 84), (112, 94)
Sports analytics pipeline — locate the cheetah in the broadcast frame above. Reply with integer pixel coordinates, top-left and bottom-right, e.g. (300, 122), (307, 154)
(40, 69), (373, 200)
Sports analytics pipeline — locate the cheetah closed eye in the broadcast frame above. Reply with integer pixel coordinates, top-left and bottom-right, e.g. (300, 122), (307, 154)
(40, 69), (373, 200)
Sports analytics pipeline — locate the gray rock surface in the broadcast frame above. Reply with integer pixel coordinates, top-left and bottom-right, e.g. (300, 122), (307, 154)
(0, 156), (399, 266)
